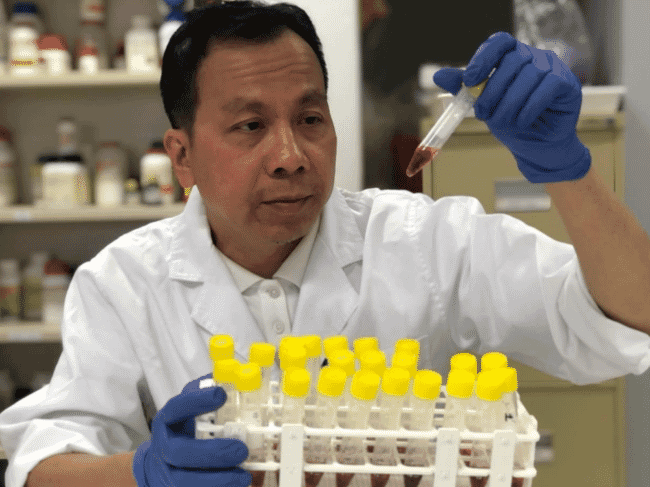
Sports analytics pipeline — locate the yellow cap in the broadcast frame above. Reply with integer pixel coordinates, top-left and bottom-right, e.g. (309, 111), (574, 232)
(353, 337), (379, 359)
(323, 335), (349, 358)
(481, 352), (508, 372)
(450, 353), (477, 376)
(413, 370), (442, 400)
(476, 370), (506, 401)
(329, 349), (356, 377)
(236, 363), (262, 392)
(359, 349), (386, 377)
(391, 351), (417, 378)
(209, 335), (234, 362)
(381, 367), (410, 396)
(301, 335), (322, 358)
(282, 368), (311, 398)
(279, 344), (307, 371)
(501, 367), (518, 393)
(467, 78), (489, 99)
(350, 369), (381, 401)
(213, 358), (241, 384)
(248, 342), (276, 368)
(394, 339), (420, 359)
(279, 336), (303, 356)
(317, 366), (347, 398)
(445, 369), (475, 399)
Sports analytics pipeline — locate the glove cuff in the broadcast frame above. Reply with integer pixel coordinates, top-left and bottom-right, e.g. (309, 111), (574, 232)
(516, 138), (591, 184)
(132, 440), (151, 487)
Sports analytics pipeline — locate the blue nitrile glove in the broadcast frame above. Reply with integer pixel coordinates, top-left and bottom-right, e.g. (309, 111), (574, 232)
(132, 373), (251, 487)
(434, 32), (591, 184)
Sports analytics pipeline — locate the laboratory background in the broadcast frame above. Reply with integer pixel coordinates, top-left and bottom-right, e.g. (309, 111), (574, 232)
(0, 0), (648, 486)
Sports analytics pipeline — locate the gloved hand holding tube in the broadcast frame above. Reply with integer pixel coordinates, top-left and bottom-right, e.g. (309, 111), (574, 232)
(132, 373), (251, 487)
(424, 31), (591, 184)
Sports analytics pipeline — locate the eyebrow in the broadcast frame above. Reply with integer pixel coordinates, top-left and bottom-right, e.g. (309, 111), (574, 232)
(222, 90), (327, 113)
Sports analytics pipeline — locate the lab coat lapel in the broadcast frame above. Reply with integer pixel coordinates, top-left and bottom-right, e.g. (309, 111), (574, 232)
(292, 188), (363, 337)
(168, 186), (265, 361)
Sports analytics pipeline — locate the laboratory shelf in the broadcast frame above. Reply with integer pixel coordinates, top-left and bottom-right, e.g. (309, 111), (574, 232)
(0, 322), (61, 343)
(0, 204), (185, 223)
(0, 70), (160, 89)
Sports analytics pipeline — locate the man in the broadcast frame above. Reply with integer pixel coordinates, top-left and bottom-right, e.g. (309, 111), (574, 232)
(2, 2), (650, 487)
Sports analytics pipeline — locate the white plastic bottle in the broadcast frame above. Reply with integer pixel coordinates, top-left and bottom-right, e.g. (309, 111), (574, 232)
(8, 2), (43, 76)
(0, 126), (17, 207)
(125, 15), (159, 73)
(95, 142), (127, 207)
(0, 259), (20, 323)
(159, 9), (184, 60)
(371, 366), (410, 487)
(20, 251), (48, 321)
(305, 366), (346, 487)
(42, 257), (71, 325)
(403, 370), (442, 487)
(236, 362), (267, 487)
(140, 141), (175, 205)
(337, 369), (381, 487)
(78, 0), (108, 71)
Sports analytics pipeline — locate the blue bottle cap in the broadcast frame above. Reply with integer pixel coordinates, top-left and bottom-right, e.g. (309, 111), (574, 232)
(12, 2), (39, 15)
(165, 10), (186, 23)
(163, 0), (185, 8)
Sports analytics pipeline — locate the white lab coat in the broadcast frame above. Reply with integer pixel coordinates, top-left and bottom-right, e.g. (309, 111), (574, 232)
(1, 185), (649, 487)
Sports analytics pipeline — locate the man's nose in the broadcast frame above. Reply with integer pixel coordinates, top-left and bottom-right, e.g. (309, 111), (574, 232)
(266, 124), (309, 177)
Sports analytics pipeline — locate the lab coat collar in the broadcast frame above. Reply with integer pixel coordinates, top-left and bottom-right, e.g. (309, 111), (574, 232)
(167, 186), (363, 357)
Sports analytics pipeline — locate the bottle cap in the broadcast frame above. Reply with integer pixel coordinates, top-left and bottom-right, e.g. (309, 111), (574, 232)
(147, 140), (167, 154)
(213, 358), (240, 384)
(165, 9), (186, 22)
(350, 369), (381, 401)
(248, 342), (275, 367)
(317, 366), (347, 398)
(413, 370), (442, 400)
(353, 337), (379, 359)
(282, 368), (310, 398)
(394, 338), (420, 359)
(44, 258), (71, 276)
(359, 349), (386, 377)
(323, 335), (349, 358)
(236, 363), (261, 392)
(391, 351), (417, 378)
(279, 344), (307, 371)
(328, 349), (355, 377)
(481, 352), (508, 372)
(450, 353), (477, 376)
(301, 335), (322, 358)
(381, 367), (410, 396)
(501, 367), (518, 393)
(209, 334), (234, 362)
(445, 369), (475, 399)
(13, 2), (38, 15)
(279, 336), (303, 356)
(37, 34), (68, 51)
(476, 370), (506, 401)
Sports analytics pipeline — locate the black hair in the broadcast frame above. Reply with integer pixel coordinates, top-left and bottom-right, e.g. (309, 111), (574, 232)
(160, 1), (328, 137)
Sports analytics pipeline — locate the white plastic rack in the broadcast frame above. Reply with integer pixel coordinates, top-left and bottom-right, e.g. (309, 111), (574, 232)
(196, 379), (539, 487)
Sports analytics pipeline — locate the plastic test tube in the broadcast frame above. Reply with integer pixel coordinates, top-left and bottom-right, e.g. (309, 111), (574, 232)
(337, 369), (381, 487)
(406, 79), (488, 178)
(391, 351), (418, 409)
(328, 349), (356, 413)
(236, 363), (267, 487)
(353, 337), (379, 365)
(450, 352), (478, 414)
(248, 342), (276, 424)
(213, 358), (242, 425)
(371, 367), (410, 487)
(403, 370), (442, 487)
(304, 366), (347, 487)
(301, 335), (323, 405)
(323, 335), (349, 361)
(443, 369), (475, 466)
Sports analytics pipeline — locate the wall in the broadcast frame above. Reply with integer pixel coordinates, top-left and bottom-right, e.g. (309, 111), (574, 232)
(621, 0), (650, 484)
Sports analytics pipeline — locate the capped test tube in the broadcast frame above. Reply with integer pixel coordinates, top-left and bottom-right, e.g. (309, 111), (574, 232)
(235, 363), (266, 487)
(390, 351), (417, 408)
(213, 358), (242, 425)
(443, 369), (475, 465)
(353, 337), (379, 366)
(248, 342), (276, 424)
(328, 349), (356, 411)
(323, 335), (349, 361)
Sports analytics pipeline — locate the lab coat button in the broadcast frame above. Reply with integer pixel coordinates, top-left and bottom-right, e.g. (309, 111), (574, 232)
(272, 320), (285, 334)
(268, 287), (280, 299)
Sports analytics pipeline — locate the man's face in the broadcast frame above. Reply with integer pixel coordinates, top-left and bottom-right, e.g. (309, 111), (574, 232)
(171, 29), (336, 258)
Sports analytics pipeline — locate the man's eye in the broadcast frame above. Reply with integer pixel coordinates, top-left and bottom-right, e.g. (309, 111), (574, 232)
(240, 121), (262, 132)
(304, 116), (322, 125)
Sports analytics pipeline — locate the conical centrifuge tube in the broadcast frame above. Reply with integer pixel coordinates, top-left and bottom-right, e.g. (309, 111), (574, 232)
(371, 367), (410, 487)
(236, 363), (267, 487)
(301, 335), (323, 405)
(480, 352), (508, 373)
(328, 349), (356, 411)
(323, 335), (349, 361)
(248, 342), (276, 425)
(209, 334), (235, 362)
(305, 366), (347, 487)
(443, 369), (476, 467)
(394, 339), (420, 367)
(469, 369), (507, 487)
(450, 352), (479, 416)
(359, 349), (387, 378)
(406, 79), (488, 178)
(213, 358), (241, 425)
(391, 351), (418, 409)
(353, 337), (379, 366)
(337, 369), (381, 487)
(403, 370), (442, 487)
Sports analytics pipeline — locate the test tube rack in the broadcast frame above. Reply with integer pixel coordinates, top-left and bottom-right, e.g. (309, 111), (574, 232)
(196, 379), (540, 487)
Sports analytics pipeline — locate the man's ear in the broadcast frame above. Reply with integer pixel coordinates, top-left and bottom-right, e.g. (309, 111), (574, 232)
(164, 128), (194, 189)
